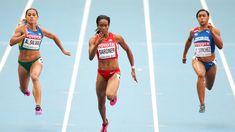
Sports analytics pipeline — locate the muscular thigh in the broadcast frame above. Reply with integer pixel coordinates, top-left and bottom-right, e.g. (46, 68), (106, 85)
(205, 65), (216, 88)
(192, 58), (206, 77)
(106, 73), (120, 94)
(18, 64), (30, 88)
(96, 73), (107, 98)
(30, 60), (43, 78)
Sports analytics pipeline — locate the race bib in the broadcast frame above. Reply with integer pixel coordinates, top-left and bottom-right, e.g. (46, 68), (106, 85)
(23, 38), (41, 50)
(98, 46), (116, 59)
(194, 42), (211, 57)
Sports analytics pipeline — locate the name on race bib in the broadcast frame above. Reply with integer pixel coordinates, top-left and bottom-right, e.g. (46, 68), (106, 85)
(98, 42), (116, 59)
(23, 37), (41, 50)
(194, 42), (211, 57)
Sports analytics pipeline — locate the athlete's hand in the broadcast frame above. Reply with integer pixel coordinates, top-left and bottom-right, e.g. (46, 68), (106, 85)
(207, 23), (214, 31)
(19, 32), (26, 39)
(62, 50), (71, 56)
(131, 69), (138, 83)
(96, 32), (106, 45)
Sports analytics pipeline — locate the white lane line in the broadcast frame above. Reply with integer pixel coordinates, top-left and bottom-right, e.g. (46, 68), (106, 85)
(143, 0), (159, 132)
(199, 0), (235, 95)
(61, 0), (91, 132)
(0, 0), (34, 73)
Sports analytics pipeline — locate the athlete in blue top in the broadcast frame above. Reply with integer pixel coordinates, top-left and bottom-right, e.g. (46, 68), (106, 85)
(182, 9), (223, 113)
(9, 8), (71, 115)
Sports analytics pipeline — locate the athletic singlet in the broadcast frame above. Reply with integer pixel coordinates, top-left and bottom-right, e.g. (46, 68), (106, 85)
(193, 27), (215, 57)
(18, 25), (43, 50)
(96, 32), (119, 60)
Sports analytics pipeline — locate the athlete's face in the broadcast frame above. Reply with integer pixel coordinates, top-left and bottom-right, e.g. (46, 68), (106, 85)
(25, 10), (38, 25)
(97, 19), (109, 34)
(197, 11), (209, 26)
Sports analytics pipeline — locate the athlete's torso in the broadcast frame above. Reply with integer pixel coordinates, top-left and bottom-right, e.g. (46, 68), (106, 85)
(18, 25), (43, 61)
(96, 32), (119, 60)
(19, 25), (43, 51)
(193, 27), (215, 61)
(96, 32), (119, 70)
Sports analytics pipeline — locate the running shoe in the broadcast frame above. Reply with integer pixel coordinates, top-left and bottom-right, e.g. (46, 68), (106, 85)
(199, 104), (205, 113)
(24, 90), (30, 96)
(20, 88), (30, 96)
(19, 87), (30, 96)
(110, 96), (117, 106)
(35, 105), (42, 115)
(100, 120), (108, 132)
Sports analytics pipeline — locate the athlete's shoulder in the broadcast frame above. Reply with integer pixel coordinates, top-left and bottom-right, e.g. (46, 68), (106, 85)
(112, 33), (122, 39)
(188, 28), (195, 38)
(16, 25), (26, 30)
(36, 25), (45, 31)
(212, 26), (220, 33)
(89, 35), (97, 43)
(15, 25), (27, 34)
(36, 24), (42, 29)
(193, 26), (199, 32)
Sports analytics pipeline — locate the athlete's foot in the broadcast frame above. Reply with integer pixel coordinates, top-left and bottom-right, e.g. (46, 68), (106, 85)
(100, 119), (108, 132)
(110, 96), (117, 106)
(199, 104), (205, 113)
(35, 105), (42, 115)
(20, 88), (30, 96)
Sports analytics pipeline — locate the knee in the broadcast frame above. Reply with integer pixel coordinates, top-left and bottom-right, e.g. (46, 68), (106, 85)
(30, 73), (39, 82)
(197, 73), (205, 79)
(106, 93), (115, 101)
(206, 83), (214, 90)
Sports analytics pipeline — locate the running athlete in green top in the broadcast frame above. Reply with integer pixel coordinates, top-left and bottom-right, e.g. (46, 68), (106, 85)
(9, 8), (71, 115)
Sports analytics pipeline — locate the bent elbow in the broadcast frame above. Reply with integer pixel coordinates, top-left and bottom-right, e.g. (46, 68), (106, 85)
(9, 40), (15, 46)
(89, 56), (94, 61)
(219, 45), (223, 49)
(218, 43), (223, 49)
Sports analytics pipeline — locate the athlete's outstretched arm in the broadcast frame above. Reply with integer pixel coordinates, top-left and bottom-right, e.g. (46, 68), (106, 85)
(182, 30), (194, 64)
(208, 24), (223, 49)
(115, 34), (137, 82)
(40, 26), (71, 56)
(9, 26), (26, 46)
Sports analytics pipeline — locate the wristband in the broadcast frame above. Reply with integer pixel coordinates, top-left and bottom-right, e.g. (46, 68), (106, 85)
(131, 66), (135, 69)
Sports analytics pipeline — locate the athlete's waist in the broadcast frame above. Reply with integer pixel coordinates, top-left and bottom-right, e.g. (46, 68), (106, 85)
(194, 54), (215, 62)
(19, 51), (41, 62)
(97, 56), (118, 61)
(19, 48), (40, 51)
(98, 68), (120, 72)
(98, 59), (119, 69)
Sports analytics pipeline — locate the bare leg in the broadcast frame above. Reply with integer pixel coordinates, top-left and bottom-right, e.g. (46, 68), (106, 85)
(205, 65), (216, 90)
(192, 59), (206, 106)
(18, 65), (30, 93)
(96, 73), (108, 124)
(30, 61), (43, 106)
(106, 73), (120, 101)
